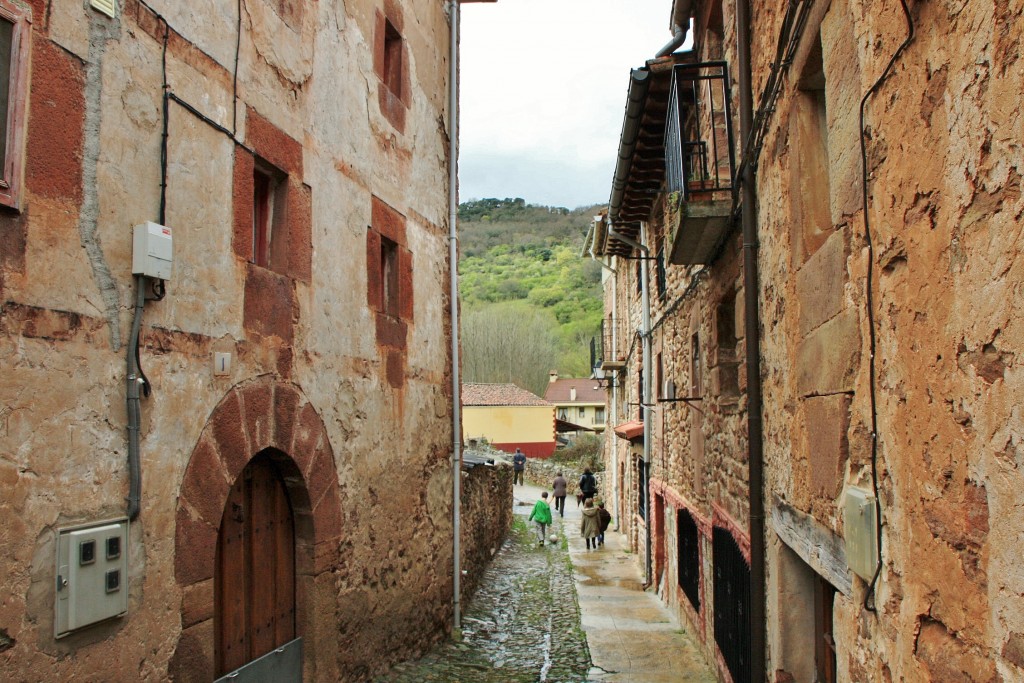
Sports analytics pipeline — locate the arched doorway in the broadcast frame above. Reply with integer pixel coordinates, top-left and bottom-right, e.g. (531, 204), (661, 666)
(215, 450), (297, 677)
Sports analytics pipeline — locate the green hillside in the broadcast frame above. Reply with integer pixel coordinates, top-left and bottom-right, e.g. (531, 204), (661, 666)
(457, 198), (604, 395)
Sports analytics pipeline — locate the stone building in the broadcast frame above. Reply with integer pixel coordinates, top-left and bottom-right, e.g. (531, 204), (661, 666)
(588, 0), (1023, 681)
(0, 1), (502, 681)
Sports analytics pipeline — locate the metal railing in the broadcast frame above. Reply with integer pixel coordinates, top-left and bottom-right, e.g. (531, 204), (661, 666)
(665, 61), (737, 203)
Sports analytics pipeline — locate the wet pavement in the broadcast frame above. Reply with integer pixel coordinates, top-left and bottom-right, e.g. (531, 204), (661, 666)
(376, 483), (715, 683)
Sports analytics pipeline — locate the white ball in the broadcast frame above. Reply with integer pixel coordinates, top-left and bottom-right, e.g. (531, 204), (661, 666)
(549, 534), (559, 543)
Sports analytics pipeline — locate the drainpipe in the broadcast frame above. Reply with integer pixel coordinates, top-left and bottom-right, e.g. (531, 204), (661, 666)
(448, 0), (462, 635)
(638, 223), (653, 587)
(655, 0), (693, 58)
(611, 251), (620, 530)
(736, 0), (766, 679)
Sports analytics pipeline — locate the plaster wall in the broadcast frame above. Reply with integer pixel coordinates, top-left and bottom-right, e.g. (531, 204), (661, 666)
(0, 0), (467, 680)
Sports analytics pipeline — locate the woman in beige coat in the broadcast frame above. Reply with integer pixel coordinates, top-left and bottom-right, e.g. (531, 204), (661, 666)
(580, 498), (601, 549)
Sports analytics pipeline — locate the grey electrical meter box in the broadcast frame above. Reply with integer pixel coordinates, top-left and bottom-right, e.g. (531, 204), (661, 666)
(55, 519), (129, 637)
(843, 486), (879, 581)
(132, 221), (173, 280)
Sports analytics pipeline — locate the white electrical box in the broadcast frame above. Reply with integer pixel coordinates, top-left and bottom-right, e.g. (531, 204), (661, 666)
(55, 519), (129, 638)
(132, 222), (173, 280)
(843, 486), (879, 581)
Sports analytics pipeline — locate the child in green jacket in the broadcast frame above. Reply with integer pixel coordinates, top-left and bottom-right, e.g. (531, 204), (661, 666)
(528, 491), (553, 546)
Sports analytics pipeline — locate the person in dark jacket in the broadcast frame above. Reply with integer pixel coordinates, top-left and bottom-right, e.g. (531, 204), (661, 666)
(552, 471), (568, 516)
(596, 502), (612, 546)
(512, 448), (527, 486)
(578, 468), (597, 505)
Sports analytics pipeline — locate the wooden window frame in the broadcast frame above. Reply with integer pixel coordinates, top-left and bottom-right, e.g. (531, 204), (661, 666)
(0, 0), (31, 210)
(382, 18), (403, 98)
(380, 234), (399, 318)
(252, 161), (286, 269)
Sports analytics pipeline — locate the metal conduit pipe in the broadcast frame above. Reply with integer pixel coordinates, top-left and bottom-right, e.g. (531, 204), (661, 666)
(655, 0), (693, 58)
(639, 223), (653, 588)
(736, 0), (767, 679)
(447, 0), (463, 635)
(126, 274), (147, 521)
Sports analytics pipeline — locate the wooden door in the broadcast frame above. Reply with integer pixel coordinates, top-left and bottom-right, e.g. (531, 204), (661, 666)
(215, 452), (296, 677)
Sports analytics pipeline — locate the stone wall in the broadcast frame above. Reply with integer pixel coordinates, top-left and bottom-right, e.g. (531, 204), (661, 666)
(459, 462), (514, 602)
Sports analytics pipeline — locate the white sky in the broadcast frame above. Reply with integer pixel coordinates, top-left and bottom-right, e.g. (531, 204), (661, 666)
(458, 0), (686, 210)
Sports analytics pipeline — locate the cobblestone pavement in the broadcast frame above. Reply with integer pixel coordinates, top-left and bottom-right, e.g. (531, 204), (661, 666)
(376, 501), (591, 683)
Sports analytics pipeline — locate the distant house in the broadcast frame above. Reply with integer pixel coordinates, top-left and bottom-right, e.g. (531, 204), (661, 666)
(544, 372), (607, 433)
(462, 383), (556, 458)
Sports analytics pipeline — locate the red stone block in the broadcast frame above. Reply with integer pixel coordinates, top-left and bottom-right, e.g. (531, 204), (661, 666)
(210, 390), (250, 481)
(168, 619), (215, 683)
(243, 264), (295, 343)
(273, 383), (301, 452)
(27, 35), (85, 202)
(371, 196), (407, 247)
(287, 182), (313, 283)
(305, 438), (338, 508)
(366, 229), (383, 311)
(174, 506), (217, 586)
(245, 106), (302, 177)
(313, 489), (344, 543)
(180, 435), (229, 526)
(398, 247), (414, 322)
(291, 401), (323, 473)
(240, 381), (274, 455)
(232, 148), (255, 260)
(375, 315), (407, 350)
(386, 349), (405, 388)
(181, 579), (214, 628)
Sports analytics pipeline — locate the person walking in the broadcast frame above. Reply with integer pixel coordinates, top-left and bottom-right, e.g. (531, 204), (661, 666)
(578, 468), (597, 505)
(596, 502), (612, 547)
(512, 448), (527, 486)
(580, 498), (601, 550)
(552, 471), (568, 517)
(528, 491), (553, 547)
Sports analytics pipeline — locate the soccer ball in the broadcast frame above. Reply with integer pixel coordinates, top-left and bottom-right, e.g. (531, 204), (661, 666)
(549, 534), (559, 544)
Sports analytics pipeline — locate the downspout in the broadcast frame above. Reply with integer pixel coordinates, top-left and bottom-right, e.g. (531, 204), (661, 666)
(638, 223), (653, 587)
(655, 0), (693, 58)
(448, 0), (462, 635)
(611, 253), (620, 529)
(737, 0), (766, 679)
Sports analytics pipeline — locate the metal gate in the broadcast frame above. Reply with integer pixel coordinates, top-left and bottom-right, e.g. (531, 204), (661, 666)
(713, 526), (750, 683)
(677, 508), (701, 611)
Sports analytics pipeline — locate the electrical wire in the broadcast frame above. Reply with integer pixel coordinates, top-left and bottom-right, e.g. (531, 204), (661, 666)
(859, 0), (915, 613)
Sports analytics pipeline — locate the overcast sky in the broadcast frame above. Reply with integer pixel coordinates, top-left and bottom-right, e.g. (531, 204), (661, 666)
(458, 0), (686, 210)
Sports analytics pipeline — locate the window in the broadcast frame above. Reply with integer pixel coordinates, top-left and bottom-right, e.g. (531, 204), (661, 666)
(677, 508), (701, 611)
(578, 407), (585, 418)
(656, 249), (667, 303)
(252, 162), (286, 268)
(637, 459), (648, 520)
(382, 19), (403, 97)
(380, 235), (399, 317)
(713, 527), (751, 683)
(793, 31), (832, 260)
(595, 407), (605, 424)
(557, 408), (568, 421)
(0, 0), (31, 209)
(815, 577), (837, 683)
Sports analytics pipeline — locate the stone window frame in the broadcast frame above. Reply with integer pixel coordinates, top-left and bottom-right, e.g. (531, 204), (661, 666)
(374, 3), (409, 132)
(0, 0), (31, 210)
(251, 158), (288, 270)
(366, 196), (414, 388)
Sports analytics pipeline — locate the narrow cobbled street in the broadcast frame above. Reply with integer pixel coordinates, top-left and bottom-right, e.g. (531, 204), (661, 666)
(377, 484), (715, 683)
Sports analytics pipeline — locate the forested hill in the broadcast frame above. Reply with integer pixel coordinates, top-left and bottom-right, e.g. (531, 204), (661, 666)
(457, 198), (605, 395)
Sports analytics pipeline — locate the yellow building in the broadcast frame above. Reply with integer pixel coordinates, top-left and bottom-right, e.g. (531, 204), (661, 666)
(462, 383), (556, 458)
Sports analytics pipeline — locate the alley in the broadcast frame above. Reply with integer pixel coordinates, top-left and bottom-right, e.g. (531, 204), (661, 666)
(377, 484), (715, 682)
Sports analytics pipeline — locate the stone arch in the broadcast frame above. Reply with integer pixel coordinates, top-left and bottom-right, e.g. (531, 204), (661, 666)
(171, 376), (342, 679)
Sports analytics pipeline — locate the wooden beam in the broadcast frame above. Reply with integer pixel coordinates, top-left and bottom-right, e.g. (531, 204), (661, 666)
(771, 496), (853, 597)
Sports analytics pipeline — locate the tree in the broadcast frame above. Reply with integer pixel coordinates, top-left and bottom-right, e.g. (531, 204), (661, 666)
(462, 302), (560, 396)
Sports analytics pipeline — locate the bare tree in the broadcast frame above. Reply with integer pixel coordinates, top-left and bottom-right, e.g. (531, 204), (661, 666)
(462, 302), (560, 396)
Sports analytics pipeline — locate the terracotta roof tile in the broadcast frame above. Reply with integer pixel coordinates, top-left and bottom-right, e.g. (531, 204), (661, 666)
(462, 383), (550, 407)
(543, 378), (605, 403)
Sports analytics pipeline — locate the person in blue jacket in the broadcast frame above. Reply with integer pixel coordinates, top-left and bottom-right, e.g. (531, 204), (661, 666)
(512, 448), (527, 485)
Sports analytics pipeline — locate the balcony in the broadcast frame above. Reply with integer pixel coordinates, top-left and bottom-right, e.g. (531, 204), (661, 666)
(591, 317), (628, 377)
(665, 62), (736, 265)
